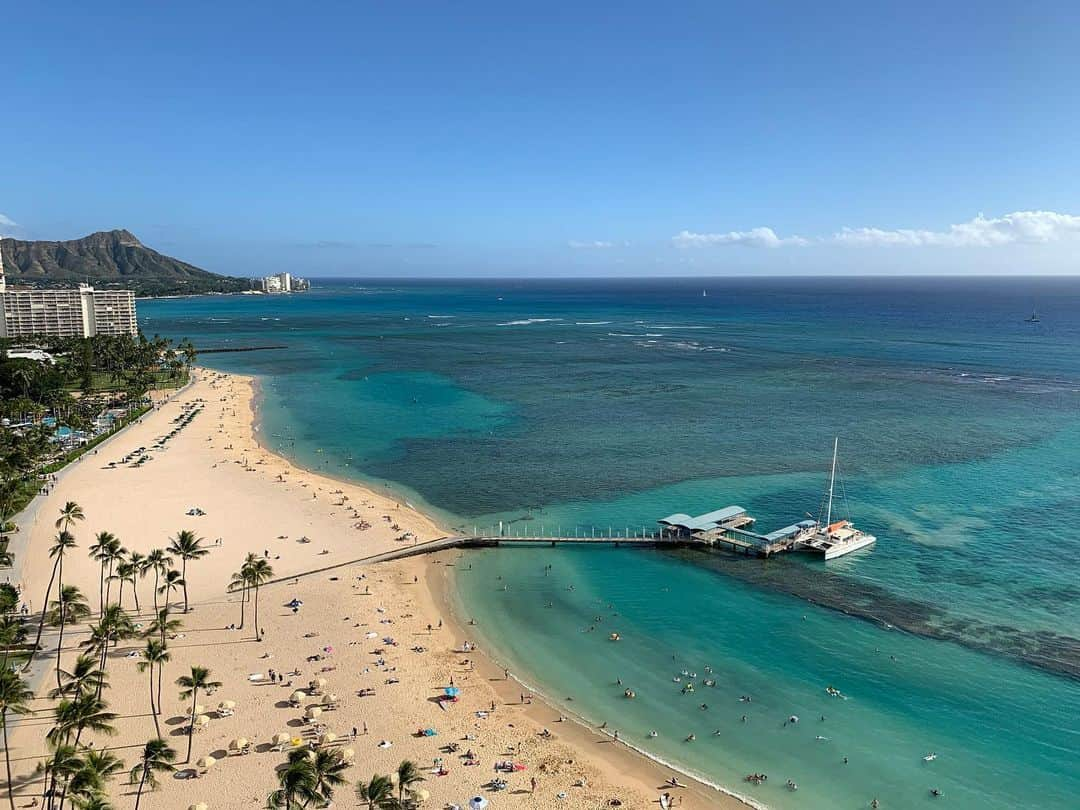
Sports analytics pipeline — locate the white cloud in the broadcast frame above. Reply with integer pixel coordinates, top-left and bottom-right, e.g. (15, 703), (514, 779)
(673, 227), (809, 248)
(0, 213), (17, 234)
(568, 240), (616, 249)
(832, 211), (1080, 247)
(673, 211), (1080, 250)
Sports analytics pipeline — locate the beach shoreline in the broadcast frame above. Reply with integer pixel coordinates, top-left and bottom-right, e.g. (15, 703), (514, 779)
(7, 367), (752, 809)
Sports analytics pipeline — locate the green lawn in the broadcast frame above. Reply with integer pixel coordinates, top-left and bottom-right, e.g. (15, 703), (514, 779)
(64, 368), (189, 393)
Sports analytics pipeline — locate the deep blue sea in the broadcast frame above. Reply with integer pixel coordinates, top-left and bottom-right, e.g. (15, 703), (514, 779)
(142, 278), (1080, 809)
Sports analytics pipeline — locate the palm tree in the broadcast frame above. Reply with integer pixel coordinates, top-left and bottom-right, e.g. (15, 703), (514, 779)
(395, 760), (424, 806)
(136, 640), (169, 738)
(126, 551), (147, 613)
(144, 550), (170, 615)
(50, 655), (107, 699)
(285, 749), (350, 807)
(246, 558), (274, 641)
(267, 757), (318, 810)
(48, 585), (91, 691)
(355, 775), (396, 810)
(147, 608), (181, 646)
(55, 501), (85, 534)
(176, 666), (221, 763)
(0, 670), (34, 810)
(102, 541), (126, 609)
(67, 749), (122, 809)
(24, 530), (77, 672)
(166, 531), (209, 613)
(81, 606), (135, 698)
(113, 562), (134, 611)
(87, 532), (117, 616)
(41, 743), (83, 810)
(229, 553), (258, 630)
(48, 694), (116, 749)
(128, 739), (176, 810)
(0, 615), (27, 672)
(156, 569), (185, 613)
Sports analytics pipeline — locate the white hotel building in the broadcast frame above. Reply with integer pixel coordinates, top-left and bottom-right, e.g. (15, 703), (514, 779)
(0, 253), (138, 339)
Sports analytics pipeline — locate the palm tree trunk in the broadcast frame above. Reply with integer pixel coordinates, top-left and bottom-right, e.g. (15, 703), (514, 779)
(132, 577), (141, 613)
(186, 690), (198, 763)
(181, 559), (189, 613)
(149, 664), (161, 737)
(105, 559), (115, 607)
(253, 584), (260, 641)
(238, 584), (246, 629)
(54, 558), (66, 691)
(24, 558), (59, 671)
(3, 712), (15, 810)
(156, 663), (164, 714)
(98, 559), (106, 616)
(134, 769), (148, 810)
(152, 570), (159, 615)
(118, 578), (126, 610)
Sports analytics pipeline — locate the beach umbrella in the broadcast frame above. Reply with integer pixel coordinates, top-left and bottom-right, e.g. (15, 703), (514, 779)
(443, 687), (460, 698)
(290, 690), (306, 703)
(411, 788), (430, 804)
(194, 704), (206, 715)
(322, 693), (338, 705)
(229, 737), (248, 750)
(469, 797), (488, 810)
(272, 732), (291, 746)
(188, 804), (208, 810)
(218, 700), (236, 710)
(196, 756), (216, 770)
(291, 737), (304, 747)
(304, 706), (323, 720)
(340, 748), (355, 761)
(194, 714), (210, 727)
(318, 731), (337, 745)
(311, 677), (328, 689)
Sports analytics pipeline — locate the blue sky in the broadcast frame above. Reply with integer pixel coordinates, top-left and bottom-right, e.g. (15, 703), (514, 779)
(3, 1), (1079, 276)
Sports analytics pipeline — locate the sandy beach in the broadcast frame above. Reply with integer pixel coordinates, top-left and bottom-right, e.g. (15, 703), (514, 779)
(7, 369), (750, 810)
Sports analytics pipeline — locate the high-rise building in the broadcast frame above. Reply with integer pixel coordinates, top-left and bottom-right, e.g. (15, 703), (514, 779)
(0, 252), (137, 338)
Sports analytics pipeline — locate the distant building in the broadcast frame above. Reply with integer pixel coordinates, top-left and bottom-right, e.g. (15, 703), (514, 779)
(259, 272), (309, 293)
(0, 253), (137, 338)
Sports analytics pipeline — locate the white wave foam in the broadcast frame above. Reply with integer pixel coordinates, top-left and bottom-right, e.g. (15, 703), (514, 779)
(427, 315), (456, 319)
(497, 318), (564, 326)
(609, 332), (663, 337)
(575, 321), (612, 325)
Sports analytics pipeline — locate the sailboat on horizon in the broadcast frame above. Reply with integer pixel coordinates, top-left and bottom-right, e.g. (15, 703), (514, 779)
(795, 438), (877, 560)
(1025, 308), (1040, 323)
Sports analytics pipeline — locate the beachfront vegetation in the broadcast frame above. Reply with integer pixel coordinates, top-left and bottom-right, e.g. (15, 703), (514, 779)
(0, 333), (197, 567)
(176, 665), (221, 764)
(230, 554), (274, 640)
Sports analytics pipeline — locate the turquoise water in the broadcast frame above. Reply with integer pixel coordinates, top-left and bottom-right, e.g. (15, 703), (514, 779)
(142, 278), (1080, 808)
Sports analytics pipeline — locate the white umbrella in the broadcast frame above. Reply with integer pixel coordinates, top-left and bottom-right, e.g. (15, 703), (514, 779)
(321, 693), (338, 705)
(188, 804), (208, 810)
(229, 737), (249, 750)
(469, 797), (488, 810)
(318, 731), (337, 745)
(218, 700), (236, 710)
(194, 714), (210, 727)
(196, 756), (216, 770)
(412, 788), (430, 804)
(290, 690), (306, 704)
(194, 704), (207, 715)
(272, 732), (291, 746)
(304, 706), (323, 720)
(341, 748), (355, 761)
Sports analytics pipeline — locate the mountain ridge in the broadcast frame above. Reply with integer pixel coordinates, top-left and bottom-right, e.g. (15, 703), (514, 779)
(0, 229), (252, 296)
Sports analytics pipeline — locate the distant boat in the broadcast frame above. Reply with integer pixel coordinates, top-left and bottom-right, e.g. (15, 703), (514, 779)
(795, 438), (877, 560)
(1025, 309), (1040, 323)
(702, 289), (707, 297)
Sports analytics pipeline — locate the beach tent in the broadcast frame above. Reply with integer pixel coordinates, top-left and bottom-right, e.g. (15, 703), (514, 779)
(272, 732), (291, 746)
(229, 737), (249, 751)
(218, 700), (236, 711)
(318, 731), (337, 745)
(322, 693), (338, 705)
(305, 706), (323, 720)
(341, 748), (355, 761)
(194, 715), (210, 728)
(290, 690), (306, 704)
(469, 797), (488, 810)
(196, 756), (215, 771)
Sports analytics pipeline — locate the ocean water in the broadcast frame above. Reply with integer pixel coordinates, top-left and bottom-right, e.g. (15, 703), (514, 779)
(142, 278), (1080, 808)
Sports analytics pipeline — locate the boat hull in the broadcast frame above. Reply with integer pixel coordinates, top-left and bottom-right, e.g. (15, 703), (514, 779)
(823, 533), (877, 560)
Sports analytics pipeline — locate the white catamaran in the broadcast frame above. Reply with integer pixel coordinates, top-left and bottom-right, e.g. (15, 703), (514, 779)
(796, 438), (877, 560)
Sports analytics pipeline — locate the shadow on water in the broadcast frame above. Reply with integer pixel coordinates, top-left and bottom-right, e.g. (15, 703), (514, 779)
(673, 547), (1080, 681)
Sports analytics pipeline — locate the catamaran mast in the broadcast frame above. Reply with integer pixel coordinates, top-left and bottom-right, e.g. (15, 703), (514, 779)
(825, 437), (838, 528)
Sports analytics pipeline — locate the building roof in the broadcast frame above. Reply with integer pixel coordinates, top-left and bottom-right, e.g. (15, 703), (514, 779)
(658, 506), (746, 531)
